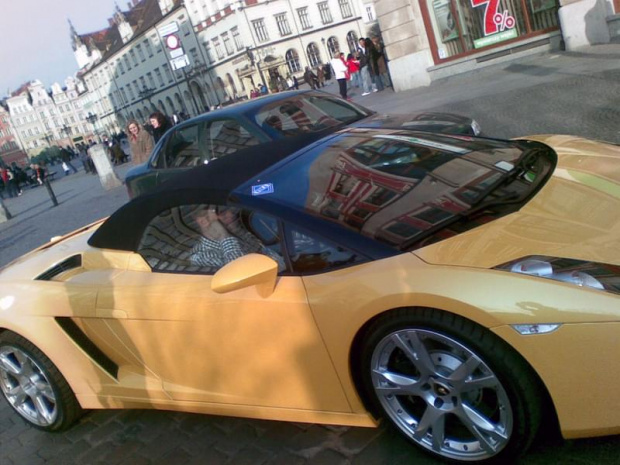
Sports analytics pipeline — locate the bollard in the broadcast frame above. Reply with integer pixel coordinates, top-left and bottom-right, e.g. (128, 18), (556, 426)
(0, 197), (12, 222)
(43, 179), (59, 207)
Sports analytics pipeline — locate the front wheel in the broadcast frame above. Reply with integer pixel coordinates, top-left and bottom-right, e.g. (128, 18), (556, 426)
(0, 331), (83, 431)
(359, 309), (543, 463)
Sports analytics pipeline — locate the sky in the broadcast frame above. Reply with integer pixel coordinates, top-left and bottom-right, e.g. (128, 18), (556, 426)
(0, 0), (125, 97)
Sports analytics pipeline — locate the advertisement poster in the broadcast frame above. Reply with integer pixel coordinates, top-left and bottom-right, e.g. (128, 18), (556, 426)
(433, 0), (459, 43)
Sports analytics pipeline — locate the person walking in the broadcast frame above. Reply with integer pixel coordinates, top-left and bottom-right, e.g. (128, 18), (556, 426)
(372, 36), (391, 88)
(357, 38), (373, 96)
(61, 146), (79, 174)
(127, 120), (155, 165)
(368, 38), (384, 92)
(317, 66), (325, 88)
(149, 111), (172, 144)
(304, 67), (318, 89)
(346, 53), (360, 89)
(330, 51), (350, 100)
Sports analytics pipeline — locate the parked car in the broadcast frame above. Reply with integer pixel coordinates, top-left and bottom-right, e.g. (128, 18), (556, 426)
(2, 129), (618, 463)
(125, 90), (481, 198)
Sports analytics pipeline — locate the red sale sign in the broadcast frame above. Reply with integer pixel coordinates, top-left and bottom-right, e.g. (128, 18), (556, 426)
(471, 0), (516, 36)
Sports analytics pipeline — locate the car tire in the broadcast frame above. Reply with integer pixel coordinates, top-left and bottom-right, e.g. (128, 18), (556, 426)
(0, 331), (83, 431)
(359, 308), (543, 463)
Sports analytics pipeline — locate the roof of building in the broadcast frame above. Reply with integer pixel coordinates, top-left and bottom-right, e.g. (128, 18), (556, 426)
(75, 0), (182, 75)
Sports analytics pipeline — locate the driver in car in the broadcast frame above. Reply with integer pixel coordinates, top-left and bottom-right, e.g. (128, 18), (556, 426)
(190, 205), (284, 270)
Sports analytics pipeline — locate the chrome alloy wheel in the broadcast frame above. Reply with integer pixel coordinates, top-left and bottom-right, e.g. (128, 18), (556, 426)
(370, 329), (513, 461)
(0, 345), (58, 427)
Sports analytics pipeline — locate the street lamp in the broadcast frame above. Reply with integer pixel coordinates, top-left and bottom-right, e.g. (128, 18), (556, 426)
(86, 113), (98, 141)
(139, 86), (156, 110)
(246, 47), (267, 93)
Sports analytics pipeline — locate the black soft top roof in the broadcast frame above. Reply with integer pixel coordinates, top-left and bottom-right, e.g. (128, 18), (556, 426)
(88, 133), (327, 251)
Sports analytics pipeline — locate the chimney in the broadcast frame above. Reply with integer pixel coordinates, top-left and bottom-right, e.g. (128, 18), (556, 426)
(108, 18), (115, 27)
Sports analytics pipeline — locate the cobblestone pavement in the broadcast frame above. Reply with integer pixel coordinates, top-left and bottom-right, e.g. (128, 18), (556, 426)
(1, 44), (620, 464)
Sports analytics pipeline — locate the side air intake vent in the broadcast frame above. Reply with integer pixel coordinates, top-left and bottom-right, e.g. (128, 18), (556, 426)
(55, 317), (119, 379)
(35, 255), (82, 281)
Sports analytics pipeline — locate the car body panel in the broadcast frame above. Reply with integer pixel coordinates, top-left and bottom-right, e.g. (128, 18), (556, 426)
(415, 135), (620, 268)
(492, 323), (620, 438)
(301, 252), (620, 436)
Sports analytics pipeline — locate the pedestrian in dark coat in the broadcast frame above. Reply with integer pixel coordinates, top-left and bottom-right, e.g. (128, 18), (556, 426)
(148, 111), (173, 144)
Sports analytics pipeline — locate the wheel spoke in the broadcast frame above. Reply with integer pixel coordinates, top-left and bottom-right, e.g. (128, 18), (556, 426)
(0, 353), (22, 375)
(33, 394), (54, 424)
(463, 373), (499, 390)
(449, 354), (482, 382)
(392, 331), (436, 375)
(458, 403), (508, 453)
(413, 405), (446, 452)
(373, 369), (423, 396)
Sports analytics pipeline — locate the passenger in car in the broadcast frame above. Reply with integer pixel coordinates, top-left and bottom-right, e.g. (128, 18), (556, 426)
(189, 205), (284, 270)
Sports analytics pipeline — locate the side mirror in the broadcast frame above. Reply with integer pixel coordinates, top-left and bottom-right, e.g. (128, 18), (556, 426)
(211, 253), (278, 297)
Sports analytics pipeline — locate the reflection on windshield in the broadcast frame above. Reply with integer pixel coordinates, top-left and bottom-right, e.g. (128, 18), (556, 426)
(263, 132), (555, 251)
(255, 95), (368, 136)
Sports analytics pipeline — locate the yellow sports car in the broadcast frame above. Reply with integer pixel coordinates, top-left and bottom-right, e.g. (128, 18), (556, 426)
(0, 129), (618, 463)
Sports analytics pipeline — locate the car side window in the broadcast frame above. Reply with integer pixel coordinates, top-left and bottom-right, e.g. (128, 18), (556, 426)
(158, 124), (203, 168)
(204, 119), (260, 160)
(137, 204), (286, 274)
(286, 226), (366, 273)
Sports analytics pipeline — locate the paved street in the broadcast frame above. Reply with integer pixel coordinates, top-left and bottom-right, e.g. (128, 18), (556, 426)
(1, 43), (620, 464)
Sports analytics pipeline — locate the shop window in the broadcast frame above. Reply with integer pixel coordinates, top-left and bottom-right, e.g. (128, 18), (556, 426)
(427, 0), (560, 61)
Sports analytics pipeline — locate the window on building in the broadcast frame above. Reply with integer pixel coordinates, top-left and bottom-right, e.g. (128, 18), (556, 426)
(327, 36), (340, 56)
(222, 32), (234, 55)
(144, 40), (153, 57)
(124, 54), (132, 70)
(285, 49), (301, 74)
(307, 42), (321, 67)
(318, 2), (333, 24)
(137, 44), (145, 61)
(130, 50), (138, 66)
(231, 27), (243, 50)
(346, 31), (358, 53)
(338, 0), (353, 18)
(275, 13), (292, 36)
(163, 63), (173, 82)
(252, 18), (269, 42)
(213, 38), (224, 59)
(297, 7), (312, 29)
(366, 5), (375, 21)
(190, 47), (200, 65)
(133, 81), (141, 98)
(204, 42), (214, 63)
(127, 85), (134, 100)
(147, 72), (155, 89)
(140, 76), (147, 90)
(155, 68), (164, 86)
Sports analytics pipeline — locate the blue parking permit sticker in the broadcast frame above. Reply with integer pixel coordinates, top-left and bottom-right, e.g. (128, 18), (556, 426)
(251, 183), (274, 196)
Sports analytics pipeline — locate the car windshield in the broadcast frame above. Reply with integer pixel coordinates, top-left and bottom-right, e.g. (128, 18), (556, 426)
(243, 130), (556, 251)
(254, 94), (371, 136)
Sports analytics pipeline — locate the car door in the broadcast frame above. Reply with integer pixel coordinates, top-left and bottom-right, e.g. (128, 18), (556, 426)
(90, 204), (351, 413)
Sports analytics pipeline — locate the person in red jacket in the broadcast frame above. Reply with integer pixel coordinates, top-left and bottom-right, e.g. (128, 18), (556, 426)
(346, 53), (361, 89)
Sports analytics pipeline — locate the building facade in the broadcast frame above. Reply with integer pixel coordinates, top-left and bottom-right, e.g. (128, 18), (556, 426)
(375, 0), (620, 91)
(0, 105), (28, 167)
(70, 0), (379, 132)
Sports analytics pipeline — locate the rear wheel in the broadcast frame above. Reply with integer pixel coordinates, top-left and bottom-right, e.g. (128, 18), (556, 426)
(0, 332), (83, 431)
(359, 309), (543, 463)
